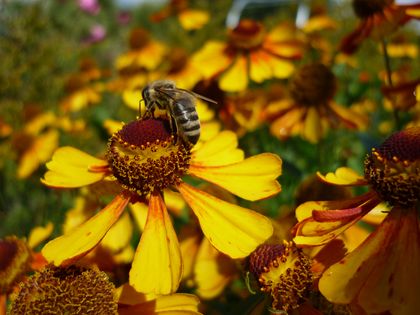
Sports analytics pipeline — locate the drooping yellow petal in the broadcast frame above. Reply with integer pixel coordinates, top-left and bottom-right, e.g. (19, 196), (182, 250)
(42, 194), (129, 266)
(179, 228), (201, 280)
(249, 51), (273, 83)
(191, 41), (231, 79)
(189, 153), (282, 201)
(269, 106), (306, 140)
(319, 208), (420, 315)
(302, 107), (323, 143)
(24, 112), (56, 135)
(129, 202), (148, 231)
(28, 222), (54, 249)
(266, 53), (295, 79)
(317, 167), (367, 186)
(101, 211), (133, 252)
(178, 9), (209, 30)
(17, 129), (59, 179)
(164, 189), (186, 217)
(219, 56), (248, 92)
(41, 147), (109, 188)
(178, 183), (273, 259)
(191, 130), (244, 167)
(194, 238), (236, 299)
(118, 291), (202, 315)
(130, 192), (182, 295)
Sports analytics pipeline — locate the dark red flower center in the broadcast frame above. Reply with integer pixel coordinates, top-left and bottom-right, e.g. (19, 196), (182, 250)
(106, 118), (191, 199)
(352, 0), (394, 19)
(364, 127), (420, 207)
(228, 19), (265, 50)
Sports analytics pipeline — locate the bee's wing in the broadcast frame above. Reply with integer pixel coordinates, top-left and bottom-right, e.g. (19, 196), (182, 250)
(177, 88), (218, 104)
(158, 87), (217, 106)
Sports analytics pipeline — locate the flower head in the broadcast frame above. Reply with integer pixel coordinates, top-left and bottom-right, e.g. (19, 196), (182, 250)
(41, 114), (281, 295)
(248, 241), (313, 312)
(9, 265), (117, 315)
(0, 237), (31, 294)
(340, 0), (420, 54)
(293, 126), (420, 314)
(192, 19), (302, 92)
(264, 63), (368, 143)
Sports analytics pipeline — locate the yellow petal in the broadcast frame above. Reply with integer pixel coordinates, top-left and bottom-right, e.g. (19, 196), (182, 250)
(189, 153), (282, 201)
(42, 194), (129, 266)
(269, 106), (306, 140)
(219, 56), (248, 92)
(317, 167), (367, 186)
(122, 89), (142, 111)
(17, 129), (59, 179)
(41, 147), (109, 188)
(129, 202), (148, 231)
(28, 222), (54, 249)
(24, 112), (56, 135)
(180, 228), (201, 280)
(178, 9), (209, 30)
(249, 51), (273, 83)
(178, 183), (273, 259)
(328, 101), (369, 130)
(302, 107), (323, 143)
(191, 131), (244, 167)
(303, 15), (337, 33)
(130, 193), (182, 295)
(266, 53), (295, 79)
(191, 41), (231, 79)
(319, 208), (420, 315)
(101, 211), (133, 252)
(164, 189), (186, 217)
(103, 119), (124, 136)
(194, 238), (235, 299)
(118, 292), (202, 315)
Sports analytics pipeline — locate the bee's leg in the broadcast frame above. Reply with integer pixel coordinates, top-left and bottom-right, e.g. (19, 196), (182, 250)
(142, 103), (155, 119)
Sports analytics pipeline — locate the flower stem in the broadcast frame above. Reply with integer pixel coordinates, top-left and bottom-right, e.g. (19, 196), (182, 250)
(381, 38), (400, 130)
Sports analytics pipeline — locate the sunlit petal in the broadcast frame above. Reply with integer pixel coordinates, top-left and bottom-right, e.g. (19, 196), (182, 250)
(189, 153), (282, 201)
(28, 222), (54, 249)
(302, 107), (323, 143)
(194, 238), (236, 299)
(101, 211), (133, 252)
(191, 41), (231, 79)
(178, 9), (209, 30)
(178, 183), (273, 259)
(42, 194), (129, 266)
(219, 56), (248, 92)
(41, 147), (109, 188)
(191, 131), (244, 167)
(129, 202), (148, 231)
(17, 129), (59, 179)
(130, 192), (182, 295)
(317, 167), (367, 186)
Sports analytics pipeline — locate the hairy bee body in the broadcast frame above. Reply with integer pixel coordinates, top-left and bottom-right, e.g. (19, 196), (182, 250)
(142, 80), (202, 145)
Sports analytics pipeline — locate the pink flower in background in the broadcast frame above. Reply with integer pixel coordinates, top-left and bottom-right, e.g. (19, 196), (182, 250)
(83, 24), (106, 44)
(78, 0), (100, 15)
(117, 11), (131, 25)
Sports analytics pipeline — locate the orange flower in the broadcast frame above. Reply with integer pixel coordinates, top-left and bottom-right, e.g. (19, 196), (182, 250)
(340, 0), (420, 54)
(293, 127), (420, 314)
(192, 19), (302, 92)
(263, 63), (368, 143)
(40, 118), (281, 295)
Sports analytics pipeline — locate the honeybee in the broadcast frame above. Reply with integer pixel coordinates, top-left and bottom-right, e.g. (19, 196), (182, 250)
(141, 80), (216, 145)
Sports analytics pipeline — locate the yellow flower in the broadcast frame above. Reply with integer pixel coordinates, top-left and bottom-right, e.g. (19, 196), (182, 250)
(293, 127), (420, 314)
(116, 283), (202, 314)
(59, 58), (106, 113)
(192, 19), (302, 92)
(340, 0), (420, 54)
(150, 0), (209, 31)
(116, 28), (167, 73)
(41, 117), (281, 295)
(264, 63), (368, 143)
